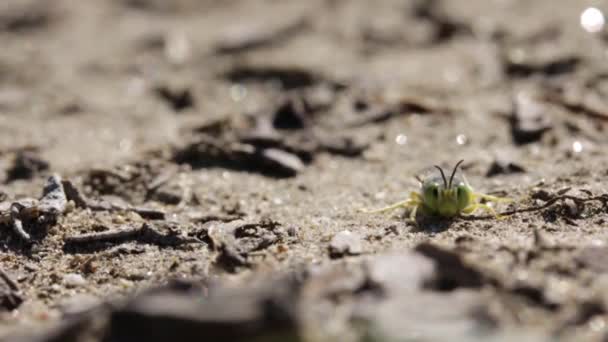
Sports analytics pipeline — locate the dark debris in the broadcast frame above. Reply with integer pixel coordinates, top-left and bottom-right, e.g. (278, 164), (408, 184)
(0, 174), (67, 242)
(154, 85), (195, 112)
(504, 56), (580, 78)
(0, 1), (55, 33)
(5, 150), (49, 183)
(215, 17), (308, 55)
(415, 242), (486, 290)
(206, 219), (290, 272)
(172, 134), (305, 178)
(486, 158), (526, 177)
(63, 223), (201, 253)
(63, 179), (166, 220)
(223, 66), (319, 90)
(411, 0), (472, 44)
(0, 268), (23, 311)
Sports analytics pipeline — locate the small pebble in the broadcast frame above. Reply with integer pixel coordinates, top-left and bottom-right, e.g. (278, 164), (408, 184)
(329, 230), (363, 258)
(564, 198), (581, 218)
(63, 273), (87, 287)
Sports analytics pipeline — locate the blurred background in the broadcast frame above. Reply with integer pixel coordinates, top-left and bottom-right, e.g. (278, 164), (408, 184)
(1, 0), (607, 174)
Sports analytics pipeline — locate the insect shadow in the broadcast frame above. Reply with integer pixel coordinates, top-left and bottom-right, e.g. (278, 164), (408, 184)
(404, 214), (457, 233)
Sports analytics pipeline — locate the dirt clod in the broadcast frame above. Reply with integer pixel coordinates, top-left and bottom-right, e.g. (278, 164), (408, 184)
(329, 230), (363, 258)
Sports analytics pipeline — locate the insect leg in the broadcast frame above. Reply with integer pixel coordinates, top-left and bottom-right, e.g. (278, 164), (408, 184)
(359, 199), (413, 214)
(409, 204), (419, 221)
(463, 202), (502, 218)
(359, 192), (421, 214)
(461, 204), (476, 214)
(410, 191), (423, 202)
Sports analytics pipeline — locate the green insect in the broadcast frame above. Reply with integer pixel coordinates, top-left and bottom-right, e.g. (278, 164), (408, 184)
(362, 160), (510, 220)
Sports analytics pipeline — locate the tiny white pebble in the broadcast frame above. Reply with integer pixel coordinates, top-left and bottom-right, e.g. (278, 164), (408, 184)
(63, 273), (87, 287)
(229, 84), (247, 102)
(395, 134), (408, 145)
(165, 31), (191, 65)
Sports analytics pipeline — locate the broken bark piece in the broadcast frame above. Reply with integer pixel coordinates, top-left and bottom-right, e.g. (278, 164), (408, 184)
(190, 213), (243, 224)
(64, 225), (148, 245)
(329, 230), (363, 258)
(39, 174), (67, 214)
(510, 92), (553, 144)
(63, 223), (200, 250)
(130, 207), (166, 220)
(61, 179), (89, 208)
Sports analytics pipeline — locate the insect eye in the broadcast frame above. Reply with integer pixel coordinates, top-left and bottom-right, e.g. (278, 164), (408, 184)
(456, 185), (466, 195)
(424, 184), (440, 202)
(456, 185), (470, 208)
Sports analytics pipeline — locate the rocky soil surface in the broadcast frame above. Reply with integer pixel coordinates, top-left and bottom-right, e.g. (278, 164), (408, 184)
(2, 0), (608, 341)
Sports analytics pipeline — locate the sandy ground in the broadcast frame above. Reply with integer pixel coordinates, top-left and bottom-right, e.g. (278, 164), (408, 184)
(2, 0), (608, 341)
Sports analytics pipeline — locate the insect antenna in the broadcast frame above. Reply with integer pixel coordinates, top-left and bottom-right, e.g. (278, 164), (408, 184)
(434, 165), (448, 188)
(449, 159), (464, 188)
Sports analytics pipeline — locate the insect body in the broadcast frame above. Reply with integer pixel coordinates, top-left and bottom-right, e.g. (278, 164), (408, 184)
(362, 160), (509, 220)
